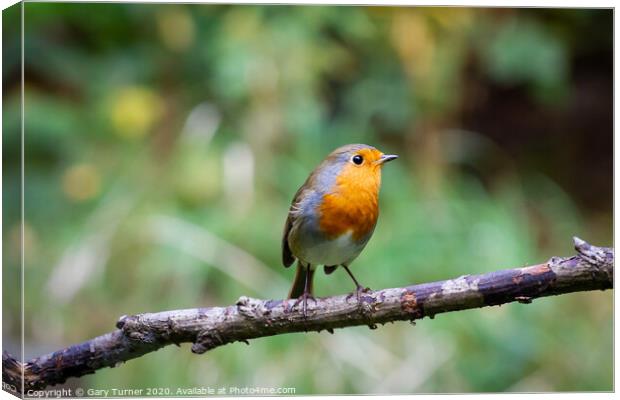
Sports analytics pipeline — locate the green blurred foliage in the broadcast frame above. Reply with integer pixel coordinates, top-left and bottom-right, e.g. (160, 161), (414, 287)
(2, 4), (612, 394)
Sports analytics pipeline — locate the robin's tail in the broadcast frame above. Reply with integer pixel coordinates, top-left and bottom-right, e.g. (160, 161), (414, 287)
(288, 262), (315, 299)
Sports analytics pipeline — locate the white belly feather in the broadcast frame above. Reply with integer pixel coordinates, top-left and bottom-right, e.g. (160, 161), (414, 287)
(297, 230), (365, 266)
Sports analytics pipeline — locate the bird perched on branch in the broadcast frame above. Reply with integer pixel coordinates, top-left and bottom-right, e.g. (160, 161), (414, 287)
(282, 144), (398, 316)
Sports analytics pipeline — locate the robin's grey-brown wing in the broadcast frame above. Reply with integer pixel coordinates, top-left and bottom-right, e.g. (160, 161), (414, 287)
(282, 179), (313, 268)
(282, 213), (296, 267)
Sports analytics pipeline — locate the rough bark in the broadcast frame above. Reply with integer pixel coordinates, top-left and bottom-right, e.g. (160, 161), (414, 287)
(2, 237), (613, 393)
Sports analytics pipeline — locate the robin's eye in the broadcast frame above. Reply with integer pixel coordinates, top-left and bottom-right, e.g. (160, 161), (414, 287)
(352, 155), (363, 165)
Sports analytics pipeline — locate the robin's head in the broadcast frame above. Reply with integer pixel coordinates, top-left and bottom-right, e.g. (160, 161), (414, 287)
(327, 144), (397, 170)
(322, 144), (397, 192)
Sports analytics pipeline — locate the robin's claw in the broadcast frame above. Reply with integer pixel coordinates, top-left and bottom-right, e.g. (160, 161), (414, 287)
(357, 288), (365, 303)
(346, 285), (371, 302)
(292, 292), (316, 318)
(346, 285), (375, 323)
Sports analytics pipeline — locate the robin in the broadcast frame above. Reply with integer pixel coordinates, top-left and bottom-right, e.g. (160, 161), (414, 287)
(282, 143), (398, 316)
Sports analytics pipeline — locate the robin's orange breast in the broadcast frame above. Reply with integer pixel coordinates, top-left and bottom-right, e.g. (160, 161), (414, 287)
(317, 163), (381, 242)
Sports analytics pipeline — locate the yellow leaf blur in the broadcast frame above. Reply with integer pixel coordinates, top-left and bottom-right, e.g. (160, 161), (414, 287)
(156, 7), (195, 52)
(110, 86), (163, 139)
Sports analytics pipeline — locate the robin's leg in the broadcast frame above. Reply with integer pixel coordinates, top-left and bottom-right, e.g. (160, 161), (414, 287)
(342, 265), (371, 302)
(343, 266), (375, 328)
(292, 264), (316, 317)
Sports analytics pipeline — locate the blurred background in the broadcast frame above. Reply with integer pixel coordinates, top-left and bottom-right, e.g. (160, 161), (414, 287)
(2, 4), (612, 394)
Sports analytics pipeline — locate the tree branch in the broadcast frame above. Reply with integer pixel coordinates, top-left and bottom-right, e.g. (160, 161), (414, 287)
(3, 237), (613, 393)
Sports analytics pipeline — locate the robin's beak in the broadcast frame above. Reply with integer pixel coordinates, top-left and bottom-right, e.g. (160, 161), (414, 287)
(377, 154), (398, 165)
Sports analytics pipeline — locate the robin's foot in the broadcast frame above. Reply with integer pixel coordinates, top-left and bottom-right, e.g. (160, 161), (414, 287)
(347, 285), (375, 324)
(346, 284), (372, 303)
(292, 292), (317, 318)
(342, 265), (370, 303)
